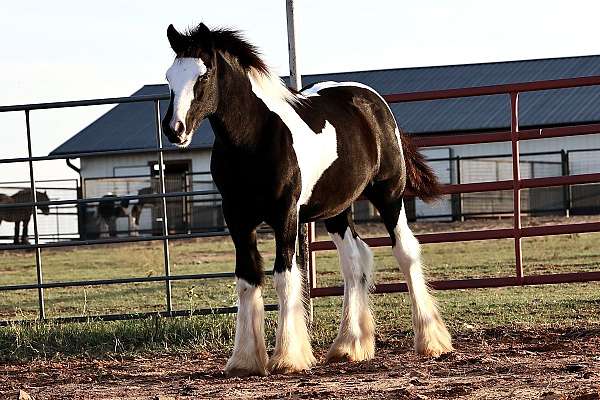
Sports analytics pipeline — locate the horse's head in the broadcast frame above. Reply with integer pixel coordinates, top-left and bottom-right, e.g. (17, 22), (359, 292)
(37, 191), (50, 215)
(162, 23), (219, 147)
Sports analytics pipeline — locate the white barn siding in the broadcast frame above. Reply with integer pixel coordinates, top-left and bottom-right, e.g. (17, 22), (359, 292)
(80, 149), (216, 235)
(80, 150), (212, 180)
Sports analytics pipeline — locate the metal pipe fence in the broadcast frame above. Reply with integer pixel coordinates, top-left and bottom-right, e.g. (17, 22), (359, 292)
(0, 95), (248, 323)
(1, 75), (600, 324)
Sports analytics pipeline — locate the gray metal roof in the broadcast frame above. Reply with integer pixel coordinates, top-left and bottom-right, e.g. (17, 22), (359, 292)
(50, 84), (215, 156)
(50, 54), (600, 156)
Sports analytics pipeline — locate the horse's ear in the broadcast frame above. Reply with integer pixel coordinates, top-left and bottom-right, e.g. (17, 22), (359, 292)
(167, 24), (186, 53)
(193, 23), (213, 53)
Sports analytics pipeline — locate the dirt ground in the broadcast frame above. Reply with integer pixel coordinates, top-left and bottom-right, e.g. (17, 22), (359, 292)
(2, 327), (599, 400)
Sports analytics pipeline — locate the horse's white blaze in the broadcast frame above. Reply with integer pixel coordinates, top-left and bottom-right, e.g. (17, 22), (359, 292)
(271, 257), (315, 371)
(392, 203), (453, 356)
(303, 81), (402, 146)
(165, 57), (207, 132)
(248, 71), (338, 206)
(328, 228), (375, 361)
(225, 278), (268, 376)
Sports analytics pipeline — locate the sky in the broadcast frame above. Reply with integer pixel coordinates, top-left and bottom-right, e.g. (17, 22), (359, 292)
(2, 0), (600, 183)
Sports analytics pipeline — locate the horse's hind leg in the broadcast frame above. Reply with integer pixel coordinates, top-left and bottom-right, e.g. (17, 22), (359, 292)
(365, 183), (453, 357)
(268, 208), (316, 374)
(325, 209), (375, 363)
(21, 219), (30, 244)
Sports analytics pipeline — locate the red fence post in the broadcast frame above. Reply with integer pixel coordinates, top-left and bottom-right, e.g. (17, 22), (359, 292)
(308, 78), (600, 299)
(306, 221), (316, 322)
(510, 92), (524, 282)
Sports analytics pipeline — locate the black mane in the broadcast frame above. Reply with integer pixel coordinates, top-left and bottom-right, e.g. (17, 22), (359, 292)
(186, 25), (269, 74)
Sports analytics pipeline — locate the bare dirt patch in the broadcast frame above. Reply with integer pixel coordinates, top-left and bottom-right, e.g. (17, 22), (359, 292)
(1, 327), (599, 400)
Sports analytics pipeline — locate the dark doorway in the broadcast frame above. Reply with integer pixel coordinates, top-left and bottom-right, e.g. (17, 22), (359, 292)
(149, 160), (191, 234)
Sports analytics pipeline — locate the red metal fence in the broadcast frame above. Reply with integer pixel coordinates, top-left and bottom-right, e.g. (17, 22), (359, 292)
(306, 76), (600, 299)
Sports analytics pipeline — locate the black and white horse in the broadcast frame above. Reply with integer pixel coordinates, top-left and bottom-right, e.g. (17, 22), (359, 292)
(161, 23), (453, 376)
(130, 186), (157, 235)
(97, 192), (146, 237)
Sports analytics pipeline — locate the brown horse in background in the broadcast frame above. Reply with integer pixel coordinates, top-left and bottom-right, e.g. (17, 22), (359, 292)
(0, 189), (50, 244)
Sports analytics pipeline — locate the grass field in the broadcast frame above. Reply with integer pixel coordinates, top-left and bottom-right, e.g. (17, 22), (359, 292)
(1, 218), (599, 361)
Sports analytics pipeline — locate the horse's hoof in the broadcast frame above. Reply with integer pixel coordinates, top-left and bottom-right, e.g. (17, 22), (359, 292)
(267, 352), (315, 374)
(415, 323), (454, 358)
(417, 342), (454, 358)
(325, 352), (352, 364)
(224, 352), (268, 378)
(326, 345), (374, 364)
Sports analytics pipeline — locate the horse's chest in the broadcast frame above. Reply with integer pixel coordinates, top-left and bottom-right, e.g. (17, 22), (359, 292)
(210, 150), (293, 207)
(248, 83), (338, 207)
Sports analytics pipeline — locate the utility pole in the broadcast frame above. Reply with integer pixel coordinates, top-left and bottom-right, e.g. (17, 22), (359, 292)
(286, 0), (302, 91)
(286, 0), (314, 322)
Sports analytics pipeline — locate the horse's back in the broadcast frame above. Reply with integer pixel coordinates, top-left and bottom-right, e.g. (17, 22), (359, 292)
(0, 192), (24, 222)
(297, 82), (406, 221)
(301, 81), (404, 176)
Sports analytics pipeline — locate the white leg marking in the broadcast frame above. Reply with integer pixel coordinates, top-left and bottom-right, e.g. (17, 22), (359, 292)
(128, 214), (139, 237)
(328, 228), (375, 362)
(225, 279), (268, 376)
(99, 219), (108, 238)
(269, 259), (316, 373)
(132, 222), (140, 236)
(392, 203), (453, 356)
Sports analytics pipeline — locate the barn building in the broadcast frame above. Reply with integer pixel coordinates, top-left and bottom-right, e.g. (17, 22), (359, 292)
(50, 55), (600, 236)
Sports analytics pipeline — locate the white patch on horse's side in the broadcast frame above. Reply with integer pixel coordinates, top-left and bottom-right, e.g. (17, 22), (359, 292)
(225, 278), (268, 376)
(303, 81), (402, 145)
(327, 228), (375, 362)
(392, 202), (453, 357)
(165, 57), (208, 132)
(270, 256), (316, 372)
(248, 70), (338, 206)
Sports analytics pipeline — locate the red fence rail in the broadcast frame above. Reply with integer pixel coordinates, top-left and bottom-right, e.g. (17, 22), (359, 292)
(306, 76), (600, 299)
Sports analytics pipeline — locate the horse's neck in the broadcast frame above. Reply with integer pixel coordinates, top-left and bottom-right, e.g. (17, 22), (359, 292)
(0, 193), (13, 203)
(210, 57), (271, 149)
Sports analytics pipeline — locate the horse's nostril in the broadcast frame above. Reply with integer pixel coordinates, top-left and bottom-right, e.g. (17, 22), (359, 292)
(174, 121), (185, 135)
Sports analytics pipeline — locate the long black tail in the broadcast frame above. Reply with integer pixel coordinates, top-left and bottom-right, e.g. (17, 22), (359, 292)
(400, 132), (442, 202)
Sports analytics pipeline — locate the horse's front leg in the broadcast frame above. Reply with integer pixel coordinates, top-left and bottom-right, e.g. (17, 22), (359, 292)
(269, 210), (316, 374)
(128, 214), (139, 237)
(13, 221), (20, 244)
(21, 219), (30, 244)
(224, 224), (268, 377)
